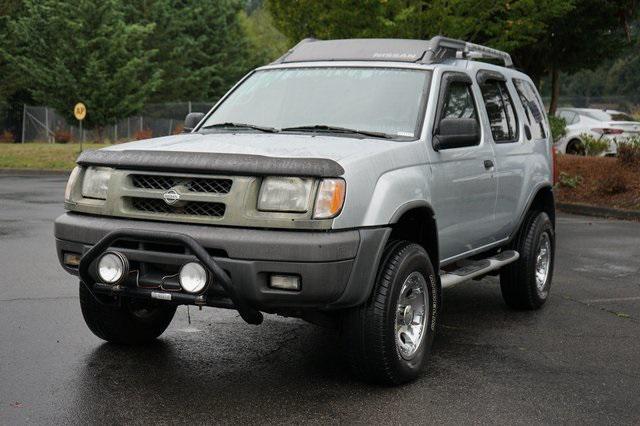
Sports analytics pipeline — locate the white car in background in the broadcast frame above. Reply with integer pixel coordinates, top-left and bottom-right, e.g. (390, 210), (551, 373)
(555, 108), (640, 155)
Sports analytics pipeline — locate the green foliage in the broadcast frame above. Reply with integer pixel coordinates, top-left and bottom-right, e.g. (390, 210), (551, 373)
(239, 5), (290, 65)
(558, 172), (582, 189)
(579, 134), (610, 156)
(548, 115), (567, 143)
(267, 0), (573, 51)
(124, 0), (251, 103)
(559, 34), (640, 104)
(519, 0), (634, 80)
(7, 0), (161, 132)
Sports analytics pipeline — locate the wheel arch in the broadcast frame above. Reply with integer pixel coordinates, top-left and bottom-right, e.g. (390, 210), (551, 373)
(565, 137), (584, 154)
(511, 184), (556, 242)
(389, 201), (440, 271)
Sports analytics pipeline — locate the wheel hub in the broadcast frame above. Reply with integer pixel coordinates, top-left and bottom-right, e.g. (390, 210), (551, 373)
(535, 232), (551, 294)
(402, 305), (414, 326)
(395, 271), (428, 360)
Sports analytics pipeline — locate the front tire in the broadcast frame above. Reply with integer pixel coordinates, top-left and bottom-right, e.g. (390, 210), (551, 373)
(500, 211), (555, 310)
(342, 241), (439, 385)
(79, 282), (177, 344)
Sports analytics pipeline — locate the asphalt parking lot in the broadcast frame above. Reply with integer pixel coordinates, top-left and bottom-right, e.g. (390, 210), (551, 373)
(1, 173), (639, 425)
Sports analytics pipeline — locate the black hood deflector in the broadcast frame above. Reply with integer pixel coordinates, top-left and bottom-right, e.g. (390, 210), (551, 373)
(77, 149), (345, 177)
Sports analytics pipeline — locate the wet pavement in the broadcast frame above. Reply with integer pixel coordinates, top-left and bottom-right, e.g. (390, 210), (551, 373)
(1, 173), (639, 424)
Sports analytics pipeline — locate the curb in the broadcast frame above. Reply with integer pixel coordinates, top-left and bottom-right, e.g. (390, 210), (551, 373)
(0, 168), (70, 176)
(557, 202), (640, 220)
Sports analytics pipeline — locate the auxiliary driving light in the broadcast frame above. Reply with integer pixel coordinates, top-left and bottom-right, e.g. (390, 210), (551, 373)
(179, 262), (209, 293)
(270, 274), (301, 291)
(97, 251), (129, 284)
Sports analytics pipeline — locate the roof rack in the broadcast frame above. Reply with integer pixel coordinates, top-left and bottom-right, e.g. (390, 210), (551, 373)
(272, 36), (514, 68)
(428, 36), (514, 68)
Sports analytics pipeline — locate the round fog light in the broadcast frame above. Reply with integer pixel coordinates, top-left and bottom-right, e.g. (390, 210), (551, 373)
(179, 262), (208, 293)
(97, 251), (128, 284)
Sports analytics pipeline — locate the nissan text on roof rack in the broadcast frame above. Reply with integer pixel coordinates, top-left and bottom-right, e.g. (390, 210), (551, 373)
(55, 36), (556, 385)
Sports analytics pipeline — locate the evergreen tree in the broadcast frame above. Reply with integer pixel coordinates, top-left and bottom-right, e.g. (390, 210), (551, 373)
(124, 0), (251, 103)
(7, 0), (161, 137)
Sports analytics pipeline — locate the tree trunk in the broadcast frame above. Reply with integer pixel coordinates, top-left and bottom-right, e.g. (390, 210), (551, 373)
(549, 66), (560, 115)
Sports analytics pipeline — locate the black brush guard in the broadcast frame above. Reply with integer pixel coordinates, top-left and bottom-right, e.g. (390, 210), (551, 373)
(78, 228), (264, 325)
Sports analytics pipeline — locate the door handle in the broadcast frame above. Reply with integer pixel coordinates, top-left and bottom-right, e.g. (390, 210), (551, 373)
(484, 159), (494, 169)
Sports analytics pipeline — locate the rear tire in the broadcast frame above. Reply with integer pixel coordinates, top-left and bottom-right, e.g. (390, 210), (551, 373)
(500, 211), (555, 310)
(79, 282), (176, 344)
(566, 139), (585, 156)
(341, 241), (439, 385)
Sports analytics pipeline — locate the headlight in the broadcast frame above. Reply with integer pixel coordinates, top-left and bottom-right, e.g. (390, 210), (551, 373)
(258, 177), (313, 212)
(81, 166), (112, 200)
(313, 178), (346, 219)
(64, 166), (81, 202)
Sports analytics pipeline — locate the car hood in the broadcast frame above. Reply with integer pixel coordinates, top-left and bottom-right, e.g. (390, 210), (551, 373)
(102, 131), (408, 165)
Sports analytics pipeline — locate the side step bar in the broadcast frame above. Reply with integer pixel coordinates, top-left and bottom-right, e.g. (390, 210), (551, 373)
(440, 250), (519, 289)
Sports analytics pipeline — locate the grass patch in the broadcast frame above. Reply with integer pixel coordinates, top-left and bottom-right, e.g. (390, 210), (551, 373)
(0, 143), (108, 170)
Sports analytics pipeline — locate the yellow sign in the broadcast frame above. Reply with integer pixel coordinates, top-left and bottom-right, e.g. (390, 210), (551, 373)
(74, 103), (86, 121)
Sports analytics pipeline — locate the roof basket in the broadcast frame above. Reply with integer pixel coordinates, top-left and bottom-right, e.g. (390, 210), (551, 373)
(271, 36), (514, 68)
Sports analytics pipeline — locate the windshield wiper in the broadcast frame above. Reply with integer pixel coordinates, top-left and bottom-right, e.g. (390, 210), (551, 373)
(201, 122), (279, 133)
(280, 125), (393, 139)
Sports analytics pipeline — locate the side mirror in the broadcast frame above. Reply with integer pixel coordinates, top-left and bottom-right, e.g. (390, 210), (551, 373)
(183, 112), (205, 133)
(433, 118), (480, 151)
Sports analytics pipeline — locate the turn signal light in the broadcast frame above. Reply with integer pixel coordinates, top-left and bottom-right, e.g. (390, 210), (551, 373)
(313, 178), (346, 219)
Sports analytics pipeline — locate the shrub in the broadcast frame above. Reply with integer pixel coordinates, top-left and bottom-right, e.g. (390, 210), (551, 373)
(0, 130), (14, 143)
(617, 137), (640, 167)
(558, 172), (582, 189)
(54, 130), (72, 144)
(134, 129), (153, 140)
(580, 134), (609, 156)
(598, 170), (629, 195)
(548, 115), (567, 143)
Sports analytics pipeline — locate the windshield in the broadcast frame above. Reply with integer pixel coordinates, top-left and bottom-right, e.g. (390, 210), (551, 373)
(200, 67), (432, 139)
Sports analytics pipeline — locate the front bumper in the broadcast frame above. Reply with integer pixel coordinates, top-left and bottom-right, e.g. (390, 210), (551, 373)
(54, 213), (390, 317)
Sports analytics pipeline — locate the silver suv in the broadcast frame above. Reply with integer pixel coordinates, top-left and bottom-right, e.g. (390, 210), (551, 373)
(55, 37), (556, 385)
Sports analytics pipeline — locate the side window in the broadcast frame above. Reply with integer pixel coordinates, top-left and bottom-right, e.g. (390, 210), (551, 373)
(479, 79), (518, 142)
(514, 79), (547, 139)
(568, 113), (580, 125)
(441, 83), (478, 121)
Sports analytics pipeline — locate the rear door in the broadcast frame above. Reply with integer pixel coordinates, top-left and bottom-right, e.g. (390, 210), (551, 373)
(476, 71), (530, 240)
(429, 71), (498, 261)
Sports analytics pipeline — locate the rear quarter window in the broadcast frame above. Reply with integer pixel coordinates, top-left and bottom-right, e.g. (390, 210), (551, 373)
(513, 79), (547, 140)
(479, 79), (518, 143)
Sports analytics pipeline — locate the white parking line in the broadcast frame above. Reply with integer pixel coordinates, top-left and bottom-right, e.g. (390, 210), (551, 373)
(583, 296), (640, 304)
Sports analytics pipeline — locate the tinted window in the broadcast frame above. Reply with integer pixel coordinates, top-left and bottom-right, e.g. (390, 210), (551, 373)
(514, 79), (547, 139)
(441, 83), (478, 121)
(479, 80), (518, 142)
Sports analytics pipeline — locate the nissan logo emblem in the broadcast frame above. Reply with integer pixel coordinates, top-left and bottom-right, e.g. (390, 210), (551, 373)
(163, 189), (180, 205)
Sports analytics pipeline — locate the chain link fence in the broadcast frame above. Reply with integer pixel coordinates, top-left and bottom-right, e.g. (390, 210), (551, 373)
(13, 96), (640, 144)
(20, 102), (214, 143)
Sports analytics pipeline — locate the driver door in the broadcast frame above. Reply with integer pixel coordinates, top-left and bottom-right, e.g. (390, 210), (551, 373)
(429, 72), (498, 262)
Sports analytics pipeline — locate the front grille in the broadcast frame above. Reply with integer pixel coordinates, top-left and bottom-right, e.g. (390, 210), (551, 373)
(131, 174), (232, 194)
(130, 198), (226, 217)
